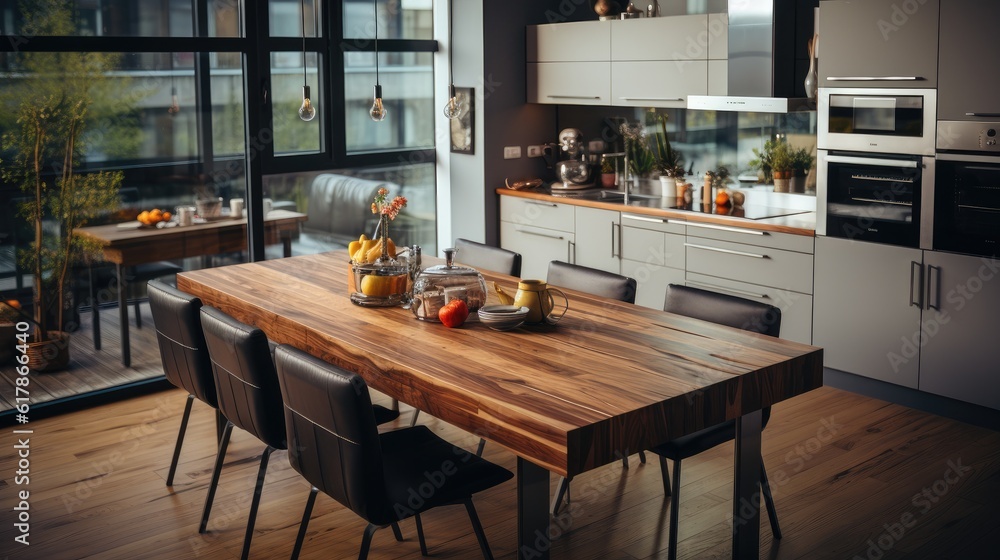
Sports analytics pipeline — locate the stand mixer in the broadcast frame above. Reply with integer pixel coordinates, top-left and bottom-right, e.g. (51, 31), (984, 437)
(550, 128), (595, 190)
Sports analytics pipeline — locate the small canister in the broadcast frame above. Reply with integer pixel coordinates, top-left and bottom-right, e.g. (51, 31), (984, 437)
(702, 172), (714, 207)
(177, 206), (195, 226)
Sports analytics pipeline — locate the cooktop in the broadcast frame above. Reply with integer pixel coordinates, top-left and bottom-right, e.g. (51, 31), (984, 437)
(549, 188), (812, 221)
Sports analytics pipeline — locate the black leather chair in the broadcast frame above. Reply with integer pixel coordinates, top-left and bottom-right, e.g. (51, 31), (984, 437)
(546, 260), (637, 304)
(654, 284), (783, 560)
(198, 306), (287, 560)
(454, 238), (522, 277)
(146, 280), (218, 487)
(273, 344), (514, 560)
(546, 260), (639, 513)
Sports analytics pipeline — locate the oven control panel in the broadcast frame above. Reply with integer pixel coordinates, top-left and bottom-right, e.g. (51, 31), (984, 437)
(937, 120), (1000, 153)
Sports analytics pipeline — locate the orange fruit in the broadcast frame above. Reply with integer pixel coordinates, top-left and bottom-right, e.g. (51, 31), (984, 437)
(715, 190), (730, 206)
(162, 211), (171, 221)
(137, 211), (150, 224)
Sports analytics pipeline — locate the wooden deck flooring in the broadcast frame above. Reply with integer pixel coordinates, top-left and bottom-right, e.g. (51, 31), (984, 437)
(0, 301), (164, 413)
(0, 384), (996, 559)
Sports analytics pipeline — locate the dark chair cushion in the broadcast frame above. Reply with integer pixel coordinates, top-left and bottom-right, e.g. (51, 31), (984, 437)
(663, 284), (781, 337)
(147, 280), (217, 408)
(547, 260), (637, 304)
(454, 238), (522, 277)
(201, 306), (287, 450)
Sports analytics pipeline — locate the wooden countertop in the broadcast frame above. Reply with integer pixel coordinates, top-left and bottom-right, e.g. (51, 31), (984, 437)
(497, 188), (817, 237)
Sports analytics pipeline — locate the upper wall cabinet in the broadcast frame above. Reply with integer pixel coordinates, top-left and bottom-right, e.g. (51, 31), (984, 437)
(527, 15), (727, 108)
(937, 0), (1000, 121)
(818, 0), (939, 88)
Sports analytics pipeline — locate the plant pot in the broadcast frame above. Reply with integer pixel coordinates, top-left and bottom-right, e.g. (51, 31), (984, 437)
(601, 173), (617, 188)
(26, 331), (71, 373)
(790, 174), (806, 194)
(772, 171), (792, 193)
(635, 176), (660, 196)
(0, 323), (16, 365)
(659, 176), (677, 198)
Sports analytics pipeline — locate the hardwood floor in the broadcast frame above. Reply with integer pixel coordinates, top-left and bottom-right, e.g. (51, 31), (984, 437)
(1, 384), (997, 559)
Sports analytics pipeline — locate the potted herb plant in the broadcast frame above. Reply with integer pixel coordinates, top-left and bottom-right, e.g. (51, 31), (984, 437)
(600, 157), (617, 188)
(770, 141), (794, 192)
(790, 147), (815, 193)
(0, 3), (127, 371)
(652, 114), (685, 198)
(619, 121), (655, 191)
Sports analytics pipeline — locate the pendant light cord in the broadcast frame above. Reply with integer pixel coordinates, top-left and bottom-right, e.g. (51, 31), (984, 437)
(301, 0), (307, 86)
(374, 0), (380, 86)
(447, 0), (453, 85)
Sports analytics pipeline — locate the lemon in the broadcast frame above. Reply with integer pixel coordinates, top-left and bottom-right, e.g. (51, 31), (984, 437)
(360, 274), (394, 296)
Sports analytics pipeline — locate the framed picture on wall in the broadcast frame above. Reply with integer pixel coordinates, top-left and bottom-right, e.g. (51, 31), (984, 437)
(449, 87), (475, 154)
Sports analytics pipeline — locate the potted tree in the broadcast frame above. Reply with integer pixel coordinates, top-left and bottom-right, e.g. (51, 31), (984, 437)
(0, 3), (126, 371)
(652, 114), (685, 198)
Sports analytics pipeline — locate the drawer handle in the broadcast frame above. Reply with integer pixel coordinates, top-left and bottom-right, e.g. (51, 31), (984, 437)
(547, 95), (601, 100)
(515, 225), (565, 240)
(966, 112), (1000, 117)
(825, 154), (919, 169)
(619, 97), (684, 102)
(525, 201), (558, 208)
(623, 214), (668, 224)
(684, 221), (767, 236)
(685, 242), (768, 259)
(686, 281), (770, 300)
(826, 76), (923, 81)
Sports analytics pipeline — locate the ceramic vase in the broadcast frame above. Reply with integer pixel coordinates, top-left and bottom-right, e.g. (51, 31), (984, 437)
(804, 56), (818, 100)
(659, 176), (677, 198)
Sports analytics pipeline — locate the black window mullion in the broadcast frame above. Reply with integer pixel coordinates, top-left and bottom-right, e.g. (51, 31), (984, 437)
(244, 0), (269, 262)
(328, 0), (347, 164)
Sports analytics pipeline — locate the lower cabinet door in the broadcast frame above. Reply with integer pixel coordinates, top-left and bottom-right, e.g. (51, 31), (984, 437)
(622, 259), (685, 310)
(500, 221), (574, 280)
(918, 251), (1000, 410)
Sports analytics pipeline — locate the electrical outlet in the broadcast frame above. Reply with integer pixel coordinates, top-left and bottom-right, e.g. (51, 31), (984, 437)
(527, 145), (543, 158)
(503, 146), (522, 159)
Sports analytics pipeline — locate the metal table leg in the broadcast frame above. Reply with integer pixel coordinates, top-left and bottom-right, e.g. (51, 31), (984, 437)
(281, 230), (293, 258)
(733, 409), (762, 559)
(116, 263), (130, 368)
(89, 264), (101, 351)
(517, 457), (550, 560)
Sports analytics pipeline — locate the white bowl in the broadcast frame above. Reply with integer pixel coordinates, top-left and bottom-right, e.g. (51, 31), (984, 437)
(478, 305), (529, 331)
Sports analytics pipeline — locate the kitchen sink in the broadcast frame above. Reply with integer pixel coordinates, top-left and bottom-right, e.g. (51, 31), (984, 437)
(595, 190), (663, 201)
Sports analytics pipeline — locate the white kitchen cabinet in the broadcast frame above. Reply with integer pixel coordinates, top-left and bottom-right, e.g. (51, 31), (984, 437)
(685, 222), (815, 345)
(527, 20), (609, 63)
(818, 0), (939, 88)
(527, 62), (612, 106)
(574, 207), (620, 274)
(813, 237), (922, 388)
(620, 213), (686, 310)
(611, 61), (707, 108)
(500, 197), (575, 280)
(915, 251), (1000, 410)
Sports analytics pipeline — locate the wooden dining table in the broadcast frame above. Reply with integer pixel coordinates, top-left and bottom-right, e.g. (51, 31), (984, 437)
(176, 250), (823, 559)
(75, 210), (307, 367)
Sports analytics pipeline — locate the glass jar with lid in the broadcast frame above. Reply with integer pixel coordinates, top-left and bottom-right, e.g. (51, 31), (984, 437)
(411, 248), (488, 321)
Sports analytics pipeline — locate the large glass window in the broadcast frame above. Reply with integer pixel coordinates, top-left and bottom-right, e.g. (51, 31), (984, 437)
(344, 51), (434, 153)
(343, 0), (433, 40)
(0, 0), (248, 37)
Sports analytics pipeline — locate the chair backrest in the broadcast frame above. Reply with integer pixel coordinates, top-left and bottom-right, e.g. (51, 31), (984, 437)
(305, 173), (400, 237)
(663, 284), (781, 337)
(454, 238), (522, 277)
(546, 260), (637, 304)
(200, 306), (287, 450)
(147, 280), (217, 409)
(273, 345), (390, 524)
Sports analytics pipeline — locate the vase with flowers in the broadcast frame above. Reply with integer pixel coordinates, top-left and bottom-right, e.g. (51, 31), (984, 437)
(350, 188), (410, 307)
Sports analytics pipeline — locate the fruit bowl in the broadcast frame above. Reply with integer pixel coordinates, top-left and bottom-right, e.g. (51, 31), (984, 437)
(477, 305), (529, 331)
(350, 261), (408, 307)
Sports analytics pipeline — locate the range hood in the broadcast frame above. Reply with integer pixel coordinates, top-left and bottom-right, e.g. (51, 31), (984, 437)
(687, 0), (818, 113)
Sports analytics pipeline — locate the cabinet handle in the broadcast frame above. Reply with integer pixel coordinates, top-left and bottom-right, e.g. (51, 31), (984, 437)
(617, 222), (623, 259)
(684, 221), (767, 236)
(965, 112), (1000, 117)
(611, 222), (620, 258)
(623, 214), (668, 224)
(569, 240), (576, 263)
(619, 97), (684, 102)
(547, 95), (601, 100)
(909, 261), (924, 308)
(685, 242), (768, 259)
(686, 281), (770, 300)
(927, 265), (942, 311)
(514, 225), (565, 240)
(525, 201), (558, 208)
(826, 76), (923, 81)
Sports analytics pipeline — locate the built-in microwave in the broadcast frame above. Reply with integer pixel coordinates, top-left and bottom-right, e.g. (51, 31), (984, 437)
(818, 88), (937, 156)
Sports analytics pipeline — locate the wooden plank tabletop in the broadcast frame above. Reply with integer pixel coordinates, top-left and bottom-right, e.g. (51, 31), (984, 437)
(177, 250), (823, 477)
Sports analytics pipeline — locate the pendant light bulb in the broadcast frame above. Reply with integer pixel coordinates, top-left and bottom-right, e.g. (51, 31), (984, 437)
(298, 85), (317, 121)
(370, 85), (387, 122)
(443, 84), (464, 119)
(168, 86), (180, 116)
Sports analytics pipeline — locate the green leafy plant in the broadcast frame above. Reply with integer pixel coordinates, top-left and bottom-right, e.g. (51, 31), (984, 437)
(600, 157), (615, 174)
(707, 164), (733, 190)
(749, 136), (793, 182)
(619, 121), (655, 178)
(652, 114), (685, 178)
(791, 146), (815, 175)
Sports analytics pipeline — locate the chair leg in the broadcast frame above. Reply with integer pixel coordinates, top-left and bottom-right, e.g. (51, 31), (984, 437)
(551, 476), (571, 514)
(390, 522), (404, 542)
(291, 487), (319, 560)
(409, 409), (421, 427)
(89, 265), (101, 351)
(166, 395), (195, 486)
(657, 455), (671, 497)
(475, 438), (486, 458)
(199, 420), (233, 533)
(240, 446), (275, 560)
(414, 513), (429, 556)
(134, 299), (142, 329)
(622, 454), (629, 469)
(358, 523), (378, 560)
(465, 499), (495, 560)
(760, 459), (782, 540)
(639, 450), (647, 464)
(667, 459), (682, 560)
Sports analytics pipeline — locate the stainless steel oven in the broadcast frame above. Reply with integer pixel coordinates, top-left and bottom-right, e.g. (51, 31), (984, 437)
(817, 150), (935, 248)
(935, 121), (1000, 258)
(818, 88), (937, 155)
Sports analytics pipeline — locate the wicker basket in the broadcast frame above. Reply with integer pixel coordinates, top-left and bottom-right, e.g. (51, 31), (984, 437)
(27, 331), (71, 373)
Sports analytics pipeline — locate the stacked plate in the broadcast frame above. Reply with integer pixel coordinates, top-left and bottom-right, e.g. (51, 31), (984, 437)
(477, 305), (529, 331)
